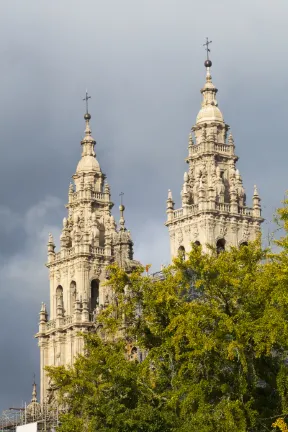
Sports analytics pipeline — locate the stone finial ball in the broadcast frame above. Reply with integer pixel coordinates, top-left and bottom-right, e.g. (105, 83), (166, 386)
(204, 59), (212, 68)
(119, 204), (125, 212)
(84, 113), (91, 120)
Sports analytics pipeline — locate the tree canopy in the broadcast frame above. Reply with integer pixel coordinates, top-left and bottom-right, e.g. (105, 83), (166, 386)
(47, 202), (288, 431)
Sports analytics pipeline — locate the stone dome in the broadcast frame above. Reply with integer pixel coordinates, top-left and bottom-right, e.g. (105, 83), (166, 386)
(26, 382), (41, 421)
(196, 104), (224, 125)
(26, 400), (41, 420)
(76, 155), (101, 173)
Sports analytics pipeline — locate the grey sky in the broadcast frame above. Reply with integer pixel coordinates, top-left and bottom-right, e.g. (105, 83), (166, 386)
(0, 0), (287, 413)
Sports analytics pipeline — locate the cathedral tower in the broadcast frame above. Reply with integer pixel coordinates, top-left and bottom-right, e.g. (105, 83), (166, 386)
(165, 54), (264, 259)
(36, 100), (139, 403)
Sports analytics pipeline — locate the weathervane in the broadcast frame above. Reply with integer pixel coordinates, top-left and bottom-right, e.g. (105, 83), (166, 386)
(203, 37), (212, 60)
(83, 90), (91, 114)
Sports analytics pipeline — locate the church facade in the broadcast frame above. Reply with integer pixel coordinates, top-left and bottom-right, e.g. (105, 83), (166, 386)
(36, 58), (264, 404)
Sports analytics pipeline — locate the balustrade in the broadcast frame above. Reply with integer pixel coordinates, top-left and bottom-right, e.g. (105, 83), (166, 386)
(173, 209), (183, 218)
(216, 203), (230, 212)
(239, 206), (253, 216)
(46, 319), (56, 330)
(188, 142), (234, 156)
(63, 315), (73, 326)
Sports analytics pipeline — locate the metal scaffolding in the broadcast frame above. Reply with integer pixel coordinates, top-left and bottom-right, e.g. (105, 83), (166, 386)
(0, 404), (64, 431)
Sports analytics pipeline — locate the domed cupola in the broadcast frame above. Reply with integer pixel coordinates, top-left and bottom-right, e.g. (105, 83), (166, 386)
(196, 58), (224, 126)
(26, 380), (41, 422)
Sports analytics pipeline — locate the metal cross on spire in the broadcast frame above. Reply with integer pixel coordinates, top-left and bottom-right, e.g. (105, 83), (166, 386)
(119, 192), (124, 205)
(203, 37), (212, 60)
(83, 90), (91, 114)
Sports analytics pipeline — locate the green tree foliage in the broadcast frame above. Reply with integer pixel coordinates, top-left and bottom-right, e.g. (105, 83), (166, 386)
(47, 202), (288, 431)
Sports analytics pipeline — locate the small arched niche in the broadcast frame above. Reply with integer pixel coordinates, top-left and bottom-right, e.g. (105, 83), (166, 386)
(91, 279), (99, 311)
(216, 238), (225, 254)
(240, 241), (248, 247)
(178, 245), (186, 259)
(194, 241), (201, 247)
(70, 281), (76, 313)
(56, 285), (63, 297)
(56, 285), (64, 312)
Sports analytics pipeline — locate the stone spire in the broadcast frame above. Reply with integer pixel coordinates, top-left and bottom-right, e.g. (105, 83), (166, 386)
(36, 97), (140, 404)
(26, 379), (41, 421)
(165, 43), (264, 258)
(76, 110), (100, 174)
(31, 379), (37, 403)
(112, 194), (139, 270)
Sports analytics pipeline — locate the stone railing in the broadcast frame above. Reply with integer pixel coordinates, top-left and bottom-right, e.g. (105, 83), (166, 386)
(188, 142), (234, 157)
(53, 245), (108, 261)
(63, 315), (73, 326)
(46, 319), (56, 330)
(190, 204), (199, 214)
(170, 202), (255, 221)
(93, 191), (106, 200)
(239, 206), (254, 216)
(45, 313), (95, 332)
(173, 204), (199, 219)
(72, 190), (108, 201)
(216, 203), (231, 212)
(173, 209), (183, 218)
(93, 246), (106, 256)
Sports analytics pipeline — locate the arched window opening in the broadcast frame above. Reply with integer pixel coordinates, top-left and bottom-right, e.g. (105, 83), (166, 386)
(70, 281), (76, 313)
(178, 246), (185, 259)
(194, 241), (201, 247)
(91, 279), (99, 312)
(240, 241), (248, 247)
(216, 238), (225, 254)
(130, 346), (138, 361)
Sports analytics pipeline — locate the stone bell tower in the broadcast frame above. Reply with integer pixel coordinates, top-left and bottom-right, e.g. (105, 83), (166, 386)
(165, 51), (264, 259)
(36, 97), (139, 403)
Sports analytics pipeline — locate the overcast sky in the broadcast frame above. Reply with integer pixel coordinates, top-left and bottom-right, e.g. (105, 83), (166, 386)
(0, 0), (287, 413)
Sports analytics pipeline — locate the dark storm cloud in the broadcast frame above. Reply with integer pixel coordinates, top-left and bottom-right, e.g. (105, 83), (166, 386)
(0, 0), (287, 413)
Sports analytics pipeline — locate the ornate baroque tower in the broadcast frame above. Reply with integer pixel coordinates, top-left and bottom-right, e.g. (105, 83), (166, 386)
(36, 102), (139, 403)
(165, 54), (264, 258)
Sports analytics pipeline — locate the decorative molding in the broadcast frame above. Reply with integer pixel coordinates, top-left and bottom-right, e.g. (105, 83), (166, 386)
(70, 266), (75, 277)
(55, 271), (61, 283)
(177, 229), (183, 245)
(93, 265), (101, 279)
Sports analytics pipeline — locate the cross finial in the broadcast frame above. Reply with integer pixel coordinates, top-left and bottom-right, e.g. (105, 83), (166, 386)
(83, 90), (91, 114)
(203, 37), (212, 60)
(119, 192), (124, 206)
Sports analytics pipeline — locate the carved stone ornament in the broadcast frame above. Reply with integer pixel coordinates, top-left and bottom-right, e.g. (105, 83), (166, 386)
(192, 225), (199, 240)
(207, 219), (216, 230)
(219, 225), (227, 237)
(70, 265), (75, 277)
(184, 225), (191, 235)
(93, 265), (101, 278)
(83, 261), (90, 272)
(55, 270), (61, 282)
(242, 229), (250, 241)
(62, 266), (68, 276)
(231, 224), (238, 233)
(177, 229), (183, 244)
